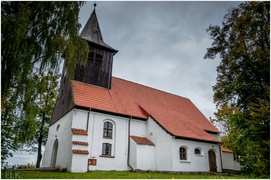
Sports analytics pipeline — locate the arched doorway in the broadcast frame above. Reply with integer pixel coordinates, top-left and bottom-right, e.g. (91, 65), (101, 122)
(208, 150), (217, 172)
(51, 139), (58, 167)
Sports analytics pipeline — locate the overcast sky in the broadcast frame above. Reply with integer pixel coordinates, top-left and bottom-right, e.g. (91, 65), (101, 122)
(79, 1), (241, 120)
(8, 1), (242, 167)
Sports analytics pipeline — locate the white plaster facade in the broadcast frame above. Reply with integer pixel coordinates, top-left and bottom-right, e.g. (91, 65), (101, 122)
(222, 151), (241, 171)
(42, 110), (73, 171)
(42, 108), (238, 173)
(129, 138), (155, 171)
(145, 117), (222, 172)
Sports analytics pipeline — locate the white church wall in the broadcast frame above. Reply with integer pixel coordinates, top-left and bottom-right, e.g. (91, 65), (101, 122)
(71, 153), (88, 172)
(42, 110), (73, 171)
(129, 138), (137, 169)
(130, 120), (146, 137)
(145, 117), (222, 172)
(70, 109), (91, 172)
(171, 139), (222, 172)
(88, 111), (130, 171)
(137, 144), (155, 171)
(129, 138), (155, 171)
(71, 109), (89, 130)
(146, 117), (173, 171)
(222, 151), (240, 171)
(43, 108), (223, 173)
(221, 151), (233, 170)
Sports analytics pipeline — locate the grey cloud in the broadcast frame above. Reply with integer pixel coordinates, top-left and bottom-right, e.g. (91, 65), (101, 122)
(79, 1), (241, 120)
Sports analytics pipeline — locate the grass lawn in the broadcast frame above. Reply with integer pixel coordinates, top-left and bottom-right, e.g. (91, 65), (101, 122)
(1, 170), (254, 179)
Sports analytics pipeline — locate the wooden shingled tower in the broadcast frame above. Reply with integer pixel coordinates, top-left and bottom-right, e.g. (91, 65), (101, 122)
(75, 4), (118, 88)
(50, 4), (118, 124)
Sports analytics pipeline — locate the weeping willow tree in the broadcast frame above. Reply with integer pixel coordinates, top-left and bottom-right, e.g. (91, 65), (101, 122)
(204, 1), (269, 176)
(1, 1), (89, 164)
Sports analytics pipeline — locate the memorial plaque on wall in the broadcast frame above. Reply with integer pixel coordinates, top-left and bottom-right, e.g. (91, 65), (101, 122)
(88, 159), (97, 166)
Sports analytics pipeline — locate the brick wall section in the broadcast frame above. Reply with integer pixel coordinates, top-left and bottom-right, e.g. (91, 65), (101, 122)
(71, 128), (88, 135)
(72, 141), (89, 146)
(72, 149), (89, 155)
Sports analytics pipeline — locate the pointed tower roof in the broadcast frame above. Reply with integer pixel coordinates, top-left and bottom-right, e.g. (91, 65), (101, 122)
(80, 5), (117, 52)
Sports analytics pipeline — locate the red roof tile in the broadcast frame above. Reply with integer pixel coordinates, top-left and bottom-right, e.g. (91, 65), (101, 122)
(221, 147), (233, 153)
(130, 136), (155, 146)
(72, 77), (220, 143)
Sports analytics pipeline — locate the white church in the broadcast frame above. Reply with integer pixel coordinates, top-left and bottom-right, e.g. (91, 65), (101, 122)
(42, 5), (240, 173)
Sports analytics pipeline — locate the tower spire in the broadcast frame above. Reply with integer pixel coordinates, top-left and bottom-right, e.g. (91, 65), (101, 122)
(80, 4), (117, 52)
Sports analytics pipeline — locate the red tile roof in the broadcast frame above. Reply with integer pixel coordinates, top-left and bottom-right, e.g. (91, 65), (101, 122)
(221, 147), (233, 153)
(130, 136), (155, 146)
(72, 77), (220, 143)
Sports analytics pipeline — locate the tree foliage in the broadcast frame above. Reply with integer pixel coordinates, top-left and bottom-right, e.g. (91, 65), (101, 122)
(1, 1), (89, 163)
(204, 1), (269, 176)
(26, 72), (59, 168)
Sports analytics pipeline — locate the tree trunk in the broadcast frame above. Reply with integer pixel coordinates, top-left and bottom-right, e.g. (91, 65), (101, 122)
(36, 139), (42, 168)
(36, 112), (45, 168)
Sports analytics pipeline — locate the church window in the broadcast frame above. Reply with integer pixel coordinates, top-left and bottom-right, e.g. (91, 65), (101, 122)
(194, 148), (201, 155)
(103, 122), (113, 138)
(180, 147), (187, 160)
(102, 143), (112, 156)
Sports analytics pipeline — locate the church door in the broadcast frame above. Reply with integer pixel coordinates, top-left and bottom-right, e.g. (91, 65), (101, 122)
(208, 150), (217, 172)
(51, 139), (58, 167)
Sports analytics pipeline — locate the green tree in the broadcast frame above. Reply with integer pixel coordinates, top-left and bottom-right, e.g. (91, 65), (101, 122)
(1, 1), (89, 163)
(26, 72), (59, 168)
(204, 1), (269, 176)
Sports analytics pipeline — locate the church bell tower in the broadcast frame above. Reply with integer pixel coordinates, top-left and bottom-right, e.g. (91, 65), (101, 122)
(74, 3), (118, 89)
(50, 4), (118, 124)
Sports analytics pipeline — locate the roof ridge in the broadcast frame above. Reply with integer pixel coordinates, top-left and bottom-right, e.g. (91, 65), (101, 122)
(74, 76), (187, 101)
(112, 76), (189, 101)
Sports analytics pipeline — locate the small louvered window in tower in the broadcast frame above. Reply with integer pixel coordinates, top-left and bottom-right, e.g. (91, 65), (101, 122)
(95, 54), (103, 66)
(87, 52), (94, 66)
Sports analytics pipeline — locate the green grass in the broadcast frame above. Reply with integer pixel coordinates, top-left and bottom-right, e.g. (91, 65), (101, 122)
(1, 170), (253, 179)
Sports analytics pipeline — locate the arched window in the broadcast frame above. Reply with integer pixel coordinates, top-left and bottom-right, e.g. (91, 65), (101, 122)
(103, 122), (113, 138)
(51, 139), (58, 167)
(179, 147), (187, 160)
(194, 148), (201, 155)
(56, 124), (60, 131)
(102, 143), (112, 156)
